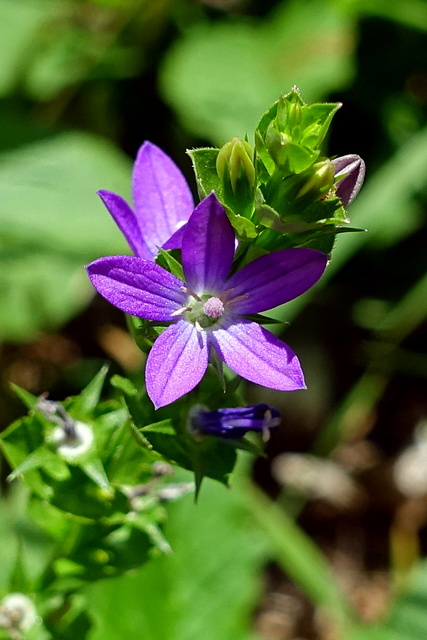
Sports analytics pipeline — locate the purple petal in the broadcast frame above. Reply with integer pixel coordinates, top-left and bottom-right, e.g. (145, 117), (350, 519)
(97, 190), (152, 259)
(332, 154), (366, 206)
(86, 255), (185, 321)
(132, 142), (194, 255)
(162, 223), (187, 250)
(182, 193), (235, 295)
(210, 319), (306, 391)
(146, 321), (209, 408)
(225, 248), (328, 314)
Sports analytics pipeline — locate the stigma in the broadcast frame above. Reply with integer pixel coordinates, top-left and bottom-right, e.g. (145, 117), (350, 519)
(203, 296), (224, 319)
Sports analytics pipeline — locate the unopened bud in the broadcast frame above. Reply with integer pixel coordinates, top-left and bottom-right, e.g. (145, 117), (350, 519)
(276, 88), (303, 132)
(216, 137), (255, 215)
(296, 160), (335, 200)
(332, 154), (365, 206)
(188, 403), (280, 440)
(216, 136), (255, 193)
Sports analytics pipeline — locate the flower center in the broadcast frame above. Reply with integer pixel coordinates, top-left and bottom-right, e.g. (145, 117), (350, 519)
(179, 291), (226, 329)
(203, 296), (224, 319)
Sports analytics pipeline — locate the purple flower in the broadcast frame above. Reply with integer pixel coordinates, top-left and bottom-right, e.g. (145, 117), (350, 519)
(332, 154), (365, 207)
(87, 194), (328, 408)
(98, 141), (194, 259)
(188, 404), (281, 439)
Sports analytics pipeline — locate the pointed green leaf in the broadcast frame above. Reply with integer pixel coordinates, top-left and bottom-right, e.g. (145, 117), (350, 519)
(9, 383), (38, 410)
(72, 365), (109, 418)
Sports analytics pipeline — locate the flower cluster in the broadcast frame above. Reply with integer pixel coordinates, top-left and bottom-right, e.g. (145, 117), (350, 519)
(86, 92), (365, 441)
(88, 188), (327, 408)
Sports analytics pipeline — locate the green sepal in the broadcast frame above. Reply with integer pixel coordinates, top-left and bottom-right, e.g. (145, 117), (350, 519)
(126, 314), (157, 354)
(188, 146), (257, 239)
(155, 247), (184, 280)
(300, 101), (342, 148)
(187, 147), (221, 199)
(226, 206), (258, 239)
(243, 313), (284, 325)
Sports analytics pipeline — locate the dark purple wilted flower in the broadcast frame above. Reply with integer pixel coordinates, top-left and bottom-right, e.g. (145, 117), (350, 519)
(98, 141), (194, 259)
(188, 403), (281, 439)
(87, 194), (328, 408)
(332, 154), (365, 207)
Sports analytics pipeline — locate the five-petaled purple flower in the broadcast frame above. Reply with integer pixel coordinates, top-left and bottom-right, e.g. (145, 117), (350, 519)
(87, 193), (328, 408)
(97, 141), (194, 259)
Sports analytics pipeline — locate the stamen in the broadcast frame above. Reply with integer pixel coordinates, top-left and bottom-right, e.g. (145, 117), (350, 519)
(221, 289), (249, 306)
(171, 306), (192, 317)
(180, 286), (202, 302)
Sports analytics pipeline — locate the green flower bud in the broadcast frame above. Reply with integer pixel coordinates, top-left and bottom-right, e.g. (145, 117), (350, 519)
(276, 87), (303, 132)
(265, 159), (336, 220)
(296, 159), (335, 200)
(216, 136), (255, 192)
(216, 137), (255, 215)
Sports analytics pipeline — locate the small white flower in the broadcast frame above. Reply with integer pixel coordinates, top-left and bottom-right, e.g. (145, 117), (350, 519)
(0, 593), (37, 635)
(50, 420), (94, 459)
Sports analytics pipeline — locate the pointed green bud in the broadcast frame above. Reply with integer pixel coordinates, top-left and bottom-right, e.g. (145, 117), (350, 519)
(296, 159), (335, 200)
(216, 137), (255, 215)
(276, 87), (303, 132)
(216, 136), (255, 192)
(265, 159), (336, 220)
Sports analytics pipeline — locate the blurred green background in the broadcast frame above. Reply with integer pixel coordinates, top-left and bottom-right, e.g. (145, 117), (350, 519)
(2, 0), (427, 638)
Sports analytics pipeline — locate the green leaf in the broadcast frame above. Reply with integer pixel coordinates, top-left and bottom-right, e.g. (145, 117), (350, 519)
(85, 474), (268, 640)
(110, 374), (138, 398)
(140, 420), (195, 469)
(80, 459), (111, 494)
(71, 365), (110, 418)
(140, 420), (237, 489)
(8, 447), (70, 483)
(10, 383), (39, 411)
